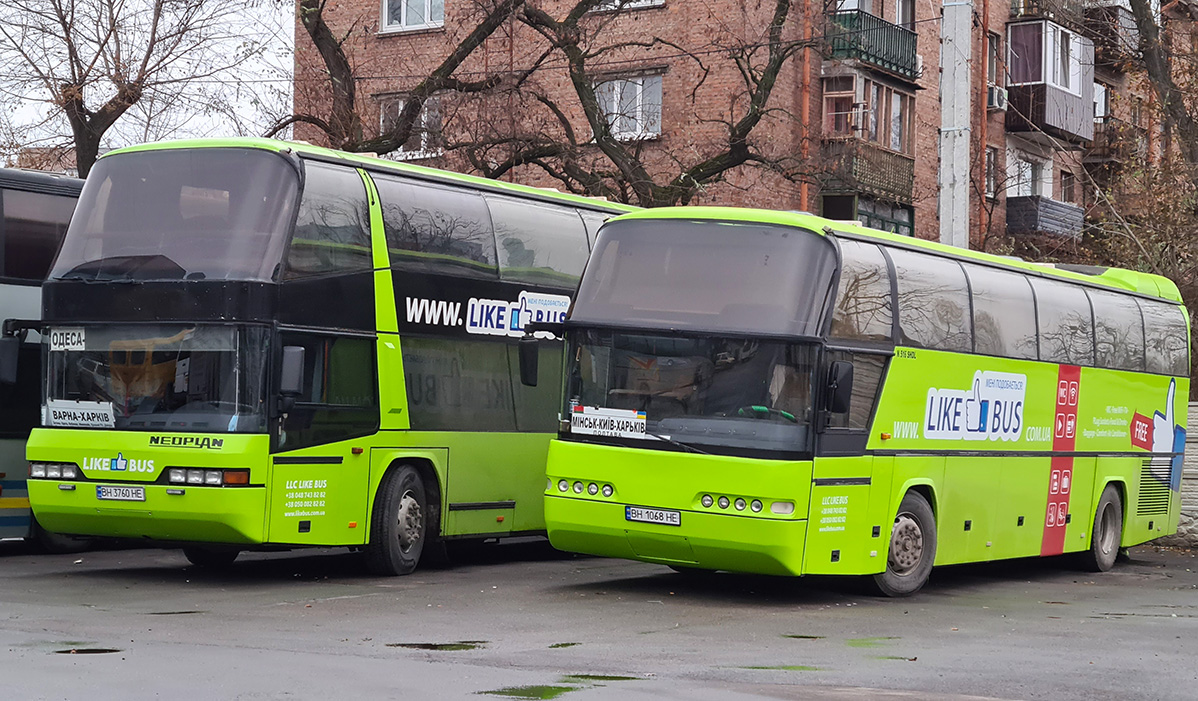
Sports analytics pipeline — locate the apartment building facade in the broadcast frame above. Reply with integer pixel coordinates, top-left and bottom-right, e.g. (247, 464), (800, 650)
(292, 0), (1163, 249)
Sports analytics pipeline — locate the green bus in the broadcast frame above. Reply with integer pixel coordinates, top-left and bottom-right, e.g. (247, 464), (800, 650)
(13, 137), (630, 573)
(525, 207), (1190, 595)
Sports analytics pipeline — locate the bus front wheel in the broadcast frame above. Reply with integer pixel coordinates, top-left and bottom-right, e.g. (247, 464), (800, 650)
(873, 491), (936, 597)
(1080, 484), (1122, 572)
(364, 465), (427, 576)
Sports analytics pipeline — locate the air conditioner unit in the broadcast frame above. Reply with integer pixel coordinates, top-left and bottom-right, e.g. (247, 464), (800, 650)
(987, 84), (1008, 111)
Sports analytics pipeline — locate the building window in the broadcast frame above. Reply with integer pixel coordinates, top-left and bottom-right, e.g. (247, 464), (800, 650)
(862, 79), (914, 153)
(591, 0), (665, 11)
(1094, 82), (1109, 123)
(1009, 150), (1049, 198)
(823, 76), (856, 135)
(382, 0), (444, 32)
(857, 197), (913, 237)
(1060, 170), (1076, 203)
(985, 147), (999, 199)
(987, 32), (1002, 86)
(379, 95), (443, 160)
(896, 0), (914, 29)
(1049, 25), (1080, 93)
(595, 75), (662, 140)
(1009, 21), (1081, 93)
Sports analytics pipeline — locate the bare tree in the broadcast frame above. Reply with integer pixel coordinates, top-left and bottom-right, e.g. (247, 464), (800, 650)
(0, 0), (271, 177)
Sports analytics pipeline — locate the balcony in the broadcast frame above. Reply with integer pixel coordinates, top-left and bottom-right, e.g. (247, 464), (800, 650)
(1006, 195), (1084, 238)
(826, 10), (919, 82)
(1006, 83), (1095, 145)
(820, 137), (915, 204)
(1010, 0), (1085, 31)
(1085, 117), (1146, 163)
(1085, 4), (1139, 70)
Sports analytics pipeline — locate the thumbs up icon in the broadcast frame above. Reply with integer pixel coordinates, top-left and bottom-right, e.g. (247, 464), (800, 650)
(1152, 378), (1176, 453)
(965, 378), (988, 433)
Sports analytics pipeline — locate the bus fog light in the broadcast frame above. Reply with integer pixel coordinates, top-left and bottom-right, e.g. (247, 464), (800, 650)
(46, 465), (62, 479)
(168, 469), (186, 484)
(558, 480), (569, 492)
(587, 483), (598, 495)
(29, 464), (46, 478)
(204, 471), (222, 485)
(186, 469), (204, 485)
(717, 496), (730, 509)
(573, 481), (583, 494)
(602, 485), (614, 498)
(770, 501), (795, 515)
(735, 498), (746, 511)
(701, 494), (713, 508)
(547, 478), (552, 491)
(751, 499), (763, 513)
(61, 465), (78, 480)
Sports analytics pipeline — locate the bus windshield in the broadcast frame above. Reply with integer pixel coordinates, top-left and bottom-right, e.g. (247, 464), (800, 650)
(44, 324), (269, 433)
(49, 148), (298, 282)
(571, 219), (837, 336)
(565, 329), (816, 454)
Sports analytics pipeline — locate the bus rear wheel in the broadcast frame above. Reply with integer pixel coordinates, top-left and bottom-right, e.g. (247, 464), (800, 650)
(873, 491), (936, 597)
(182, 546), (239, 569)
(364, 465), (427, 576)
(1080, 484), (1122, 572)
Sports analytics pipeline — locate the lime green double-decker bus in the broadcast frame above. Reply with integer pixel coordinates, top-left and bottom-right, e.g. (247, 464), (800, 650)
(529, 207), (1189, 595)
(15, 137), (630, 573)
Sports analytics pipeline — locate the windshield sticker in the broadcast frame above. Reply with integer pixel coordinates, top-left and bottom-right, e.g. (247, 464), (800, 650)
(47, 328), (86, 352)
(571, 405), (648, 440)
(405, 290), (570, 338)
(924, 371), (1026, 441)
(148, 435), (225, 450)
(44, 399), (115, 428)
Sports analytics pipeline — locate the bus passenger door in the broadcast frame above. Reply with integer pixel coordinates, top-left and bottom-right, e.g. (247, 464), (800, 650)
(805, 455), (892, 576)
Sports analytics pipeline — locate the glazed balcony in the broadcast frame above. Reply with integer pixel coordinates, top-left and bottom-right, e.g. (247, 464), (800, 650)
(1006, 195), (1084, 239)
(826, 10), (919, 82)
(1010, 0), (1086, 31)
(1085, 117), (1146, 163)
(1006, 83), (1095, 145)
(1085, 4), (1139, 69)
(820, 137), (915, 204)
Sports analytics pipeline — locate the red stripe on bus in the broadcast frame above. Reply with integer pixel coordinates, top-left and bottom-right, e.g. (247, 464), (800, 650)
(1041, 364), (1080, 556)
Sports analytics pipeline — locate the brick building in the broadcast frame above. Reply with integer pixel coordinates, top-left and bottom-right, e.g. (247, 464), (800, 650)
(292, 0), (1166, 249)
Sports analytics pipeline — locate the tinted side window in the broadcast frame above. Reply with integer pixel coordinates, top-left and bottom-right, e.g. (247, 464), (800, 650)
(825, 351), (887, 430)
(279, 333), (379, 450)
(286, 163), (372, 278)
(889, 248), (971, 351)
(402, 337), (516, 431)
(1030, 278), (1094, 365)
(486, 196), (589, 289)
(3, 189), (75, 281)
(1089, 288), (1145, 371)
(1140, 299), (1189, 376)
(830, 240), (892, 342)
(965, 264), (1038, 360)
(375, 174), (498, 278)
(579, 211), (609, 249)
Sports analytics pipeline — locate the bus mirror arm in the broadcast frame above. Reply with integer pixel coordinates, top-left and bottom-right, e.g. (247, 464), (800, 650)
(278, 346), (305, 412)
(518, 335), (539, 387)
(0, 318), (36, 386)
(826, 361), (854, 414)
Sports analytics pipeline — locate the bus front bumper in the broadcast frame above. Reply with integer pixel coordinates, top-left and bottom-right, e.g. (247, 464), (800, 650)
(28, 480), (267, 545)
(545, 495), (808, 576)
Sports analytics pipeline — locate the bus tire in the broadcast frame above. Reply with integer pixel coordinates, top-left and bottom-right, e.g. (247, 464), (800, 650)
(1080, 484), (1122, 572)
(873, 491), (936, 597)
(182, 546), (239, 569)
(364, 465), (427, 576)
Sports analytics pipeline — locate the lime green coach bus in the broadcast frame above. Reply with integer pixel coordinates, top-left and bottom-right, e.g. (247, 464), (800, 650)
(525, 207), (1189, 596)
(11, 137), (630, 573)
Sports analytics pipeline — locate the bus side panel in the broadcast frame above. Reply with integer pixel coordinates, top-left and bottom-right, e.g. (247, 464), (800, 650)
(993, 456), (1050, 560)
(939, 456), (1001, 565)
(884, 458), (944, 565)
(804, 456), (888, 576)
(266, 441), (367, 546)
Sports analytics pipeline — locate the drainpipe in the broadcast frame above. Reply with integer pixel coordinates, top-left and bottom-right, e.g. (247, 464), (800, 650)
(939, 0), (973, 248)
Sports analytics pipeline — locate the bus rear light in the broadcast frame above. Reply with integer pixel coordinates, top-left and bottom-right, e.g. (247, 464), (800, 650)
(587, 483), (599, 495)
(573, 481), (584, 494)
(223, 470), (249, 485)
(771, 501), (795, 515)
(734, 498), (746, 511)
(168, 469), (187, 484)
(204, 471), (222, 485)
(717, 496), (730, 509)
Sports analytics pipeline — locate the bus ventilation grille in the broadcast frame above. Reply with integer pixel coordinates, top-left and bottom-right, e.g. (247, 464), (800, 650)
(1137, 458), (1172, 517)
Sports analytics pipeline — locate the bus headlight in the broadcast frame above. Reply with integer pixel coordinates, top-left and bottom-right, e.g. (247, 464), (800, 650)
(169, 469), (187, 484)
(60, 465), (78, 480)
(204, 471), (222, 485)
(29, 463), (46, 478)
(701, 494), (714, 508)
(186, 469), (204, 485)
(587, 483), (598, 495)
(602, 485), (614, 498)
(558, 480), (569, 492)
(46, 465), (62, 479)
(750, 499), (763, 513)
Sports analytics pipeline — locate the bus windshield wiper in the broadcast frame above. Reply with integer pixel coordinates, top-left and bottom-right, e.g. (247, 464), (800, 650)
(645, 430), (710, 455)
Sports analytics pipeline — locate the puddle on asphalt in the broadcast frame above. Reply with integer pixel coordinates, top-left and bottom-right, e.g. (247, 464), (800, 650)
(560, 674), (639, 682)
(146, 610), (205, 616)
(478, 685), (578, 699)
(742, 665), (823, 671)
(782, 634), (825, 640)
(845, 636), (899, 648)
(388, 640), (488, 651)
(548, 642), (580, 649)
(54, 648), (122, 655)
(874, 655), (918, 661)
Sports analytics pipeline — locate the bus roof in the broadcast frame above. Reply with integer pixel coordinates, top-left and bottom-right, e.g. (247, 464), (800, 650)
(102, 137), (636, 216)
(609, 206), (1184, 304)
(0, 167), (84, 198)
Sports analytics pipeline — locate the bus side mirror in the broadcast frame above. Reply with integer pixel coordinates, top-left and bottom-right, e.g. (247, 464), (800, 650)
(0, 335), (18, 386)
(280, 346), (305, 397)
(827, 361), (854, 414)
(518, 335), (539, 387)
